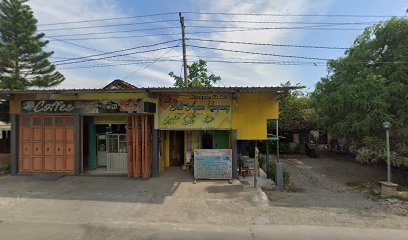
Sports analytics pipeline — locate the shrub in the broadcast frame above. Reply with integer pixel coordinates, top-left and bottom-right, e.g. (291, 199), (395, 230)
(356, 137), (408, 167)
(266, 161), (290, 186)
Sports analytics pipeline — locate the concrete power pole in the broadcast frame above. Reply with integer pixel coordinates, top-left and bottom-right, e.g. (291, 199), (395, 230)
(179, 12), (188, 88)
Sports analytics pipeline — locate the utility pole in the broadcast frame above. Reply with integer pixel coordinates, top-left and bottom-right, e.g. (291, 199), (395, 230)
(179, 12), (188, 88)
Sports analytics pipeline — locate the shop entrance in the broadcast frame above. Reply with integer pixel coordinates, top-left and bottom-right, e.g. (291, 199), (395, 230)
(83, 117), (127, 174)
(169, 131), (184, 166)
(82, 115), (153, 178)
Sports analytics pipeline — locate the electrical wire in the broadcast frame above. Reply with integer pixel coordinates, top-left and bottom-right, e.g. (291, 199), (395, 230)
(187, 38), (348, 50)
(181, 11), (403, 18)
(55, 45), (181, 66)
(185, 19), (378, 25)
(39, 12), (179, 26)
(53, 39), (181, 63)
(47, 25), (362, 42)
(39, 19), (179, 32)
(48, 32), (180, 41)
(47, 26), (180, 38)
(186, 44), (330, 61)
(123, 44), (181, 80)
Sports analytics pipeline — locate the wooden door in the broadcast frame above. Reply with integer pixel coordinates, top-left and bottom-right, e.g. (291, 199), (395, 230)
(19, 115), (75, 174)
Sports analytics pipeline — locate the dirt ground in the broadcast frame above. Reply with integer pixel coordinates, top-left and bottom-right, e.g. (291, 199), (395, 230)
(264, 151), (408, 223)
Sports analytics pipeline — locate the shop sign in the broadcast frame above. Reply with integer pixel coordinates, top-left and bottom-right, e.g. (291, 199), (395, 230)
(21, 100), (142, 114)
(159, 94), (232, 129)
(194, 149), (232, 180)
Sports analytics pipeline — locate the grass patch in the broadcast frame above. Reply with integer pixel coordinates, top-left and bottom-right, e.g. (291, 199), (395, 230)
(266, 162), (290, 186)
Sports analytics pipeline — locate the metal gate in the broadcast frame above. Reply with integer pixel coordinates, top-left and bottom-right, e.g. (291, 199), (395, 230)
(19, 115), (75, 173)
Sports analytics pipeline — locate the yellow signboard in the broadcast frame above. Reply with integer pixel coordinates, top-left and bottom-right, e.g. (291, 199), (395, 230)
(159, 94), (232, 129)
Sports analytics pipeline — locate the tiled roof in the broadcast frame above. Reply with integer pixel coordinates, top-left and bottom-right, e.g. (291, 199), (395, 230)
(103, 79), (137, 89)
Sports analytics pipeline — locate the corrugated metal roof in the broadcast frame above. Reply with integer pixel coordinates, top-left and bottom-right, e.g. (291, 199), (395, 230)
(0, 86), (302, 96)
(0, 86), (304, 94)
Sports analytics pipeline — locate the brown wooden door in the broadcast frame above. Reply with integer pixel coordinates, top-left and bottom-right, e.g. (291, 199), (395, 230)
(19, 115), (75, 174)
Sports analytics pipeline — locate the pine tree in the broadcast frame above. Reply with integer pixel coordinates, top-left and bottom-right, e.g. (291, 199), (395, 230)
(0, 0), (64, 90)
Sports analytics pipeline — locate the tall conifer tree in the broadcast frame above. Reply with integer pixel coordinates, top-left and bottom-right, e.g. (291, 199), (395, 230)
(0, 0), (64, 90)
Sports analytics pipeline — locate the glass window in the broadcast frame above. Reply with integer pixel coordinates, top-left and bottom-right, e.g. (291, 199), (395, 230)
(33, 117), (41, 127)
(107, 135), (118, 153)
(119, 134), (127, 153)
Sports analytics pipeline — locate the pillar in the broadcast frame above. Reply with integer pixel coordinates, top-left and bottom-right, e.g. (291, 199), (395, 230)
(231, 130), (238, 179)
(74, 114), (81, 175)
(10, 114), (18, 175)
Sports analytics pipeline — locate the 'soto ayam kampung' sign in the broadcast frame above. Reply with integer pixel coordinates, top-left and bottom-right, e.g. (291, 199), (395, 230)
(159, 94), (232, 129)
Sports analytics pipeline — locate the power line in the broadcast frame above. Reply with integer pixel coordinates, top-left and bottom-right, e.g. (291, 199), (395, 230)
(47, 25), (362, 42)
(185, 25), (363, 31)
(55, 45), (181, 66)
(39, 19), (179, 32)
(58, 59), (326, 70)
(123, 44), (181, 80)
(185, 19), (377, 25)
(53, 39), (180, 63)
(186, 44), (330, 61)
(187, 38), (348, 50)
(47, 26), (180, 38)
(48, 32), (180, 41)
(46, 36), (104, 53)
(38, 12), (179, 26)
(181, 11), (403, 18)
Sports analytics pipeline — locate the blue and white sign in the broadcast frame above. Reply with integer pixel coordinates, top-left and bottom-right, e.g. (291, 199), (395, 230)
(194, 149), (232, 180)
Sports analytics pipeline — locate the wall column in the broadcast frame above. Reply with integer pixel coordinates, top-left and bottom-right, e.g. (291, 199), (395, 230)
(87, 117), (97, 170)
(231, 130), (238, 179)
(74, 114), (81, 175)
(152, 129), (159, 177)
(10, 114), (18, 175)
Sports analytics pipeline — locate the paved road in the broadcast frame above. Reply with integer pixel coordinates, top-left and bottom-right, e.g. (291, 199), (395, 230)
(0, 221), (407, 240)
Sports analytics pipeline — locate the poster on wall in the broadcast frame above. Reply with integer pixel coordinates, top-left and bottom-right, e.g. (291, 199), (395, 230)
(194, 149), (232, 181)
(21, 100), (142, 114)
(159, 94), (232, 129)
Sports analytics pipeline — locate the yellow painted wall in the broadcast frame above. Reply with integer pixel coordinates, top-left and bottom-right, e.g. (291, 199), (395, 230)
(159, 130), (170, 173)
(232, 92), (279, 140)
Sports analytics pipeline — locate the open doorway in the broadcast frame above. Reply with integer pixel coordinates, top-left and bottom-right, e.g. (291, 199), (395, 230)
(169, 131), (184, 166)
(83, 116), (128, 175)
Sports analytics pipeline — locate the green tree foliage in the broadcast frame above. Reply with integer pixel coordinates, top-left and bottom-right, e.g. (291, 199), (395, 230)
(278, 81), (317, 131)
(169, 59), (221, 87)
(312, 17), (408, 166)
(0, 0), (64, 90)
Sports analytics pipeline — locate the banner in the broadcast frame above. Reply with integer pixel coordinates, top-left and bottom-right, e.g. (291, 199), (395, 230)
(194, 149), (232, 180)
(159, 94), (232, 129)
(21, 100), (142, 114)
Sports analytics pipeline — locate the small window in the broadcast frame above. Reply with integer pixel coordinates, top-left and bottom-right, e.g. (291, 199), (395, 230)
(65, 118), (74, 127)
(44, 117), (53, 127)
(33, 117), (41, 127)
(55, 118), (64, 127)
(23, 117), (31, 126)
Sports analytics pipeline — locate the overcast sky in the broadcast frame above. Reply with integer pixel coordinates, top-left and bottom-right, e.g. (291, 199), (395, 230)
(28, 0), (407, 91)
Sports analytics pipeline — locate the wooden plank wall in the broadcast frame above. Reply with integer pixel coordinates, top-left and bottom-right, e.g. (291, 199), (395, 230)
(127, 114), (153, 179)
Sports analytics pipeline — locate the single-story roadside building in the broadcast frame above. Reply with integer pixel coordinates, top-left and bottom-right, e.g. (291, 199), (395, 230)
(0, 82), (296, 179)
